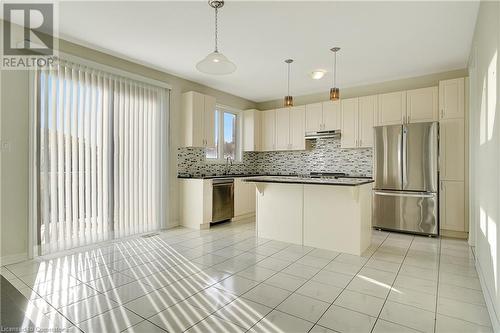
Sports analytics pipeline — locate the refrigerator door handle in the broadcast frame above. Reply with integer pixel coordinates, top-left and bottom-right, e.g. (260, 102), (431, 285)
(374, 190), (435, 198)
(402, 126), (408, 188)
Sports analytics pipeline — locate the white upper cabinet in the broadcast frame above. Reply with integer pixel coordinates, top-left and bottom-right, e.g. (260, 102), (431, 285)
(181, 91), (216, 147)
(203, 95), (216, 147)
(243, 109), (261, 151)
(406, 86), (438, 123)
(289, 106), (306, 150)
(358, 95), (377, 148)
(322, 100), (341, 131)
(275, 106), (305, 151)
(342, 96), (376, 149)
(440, 118), (465, 181)
(305, 101), (340, 132)
(261, 109), (276, 151)
(275, 107), (290, 150)
(377, 91), (407, 126)
(305, 103), (323, 132)
(341, 98), (359, 149)
(439, 78), (465, 120)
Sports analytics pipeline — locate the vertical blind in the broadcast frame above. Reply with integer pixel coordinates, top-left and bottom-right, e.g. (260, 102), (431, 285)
(36, 60), (168, 254)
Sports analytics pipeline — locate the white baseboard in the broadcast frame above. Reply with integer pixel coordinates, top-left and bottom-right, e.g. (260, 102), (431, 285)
(232, 213), (255, 223)
(475, 258), (500, 332)
(0, 252), (28, 266)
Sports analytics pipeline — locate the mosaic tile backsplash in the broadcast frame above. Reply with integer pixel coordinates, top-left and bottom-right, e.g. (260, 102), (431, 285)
(177, 137), (373, 177)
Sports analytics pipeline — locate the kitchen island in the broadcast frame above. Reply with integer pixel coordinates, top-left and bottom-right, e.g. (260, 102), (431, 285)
(244, 176), (374, 256)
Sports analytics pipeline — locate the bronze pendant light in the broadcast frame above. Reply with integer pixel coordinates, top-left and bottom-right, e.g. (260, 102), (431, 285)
(284, 59), (294, 107)
(330, 47), (340, 101)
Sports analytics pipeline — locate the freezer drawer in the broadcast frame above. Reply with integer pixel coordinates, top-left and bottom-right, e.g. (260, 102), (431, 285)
(372, 190), (438, 235)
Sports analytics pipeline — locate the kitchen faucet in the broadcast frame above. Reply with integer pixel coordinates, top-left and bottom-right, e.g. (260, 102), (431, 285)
(224, 156), (233, 175)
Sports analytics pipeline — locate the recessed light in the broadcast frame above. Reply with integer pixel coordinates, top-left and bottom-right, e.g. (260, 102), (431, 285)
(311, 70), (326, 80)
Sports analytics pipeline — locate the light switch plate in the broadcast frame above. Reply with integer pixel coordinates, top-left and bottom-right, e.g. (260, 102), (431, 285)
(0, 141), (12, 152)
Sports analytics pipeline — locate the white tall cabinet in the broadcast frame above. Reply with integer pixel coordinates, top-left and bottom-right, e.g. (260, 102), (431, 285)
(439, 78), (467, 236)
(439, 78), (465, 119)
(181, 91), (216, 148)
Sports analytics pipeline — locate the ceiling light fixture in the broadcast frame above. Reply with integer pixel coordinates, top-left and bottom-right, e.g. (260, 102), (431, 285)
(196, 0), (236, 75)
(329, 47), (341, 101)
(311, 70), (326, 80)
(284, 59), (294, 107)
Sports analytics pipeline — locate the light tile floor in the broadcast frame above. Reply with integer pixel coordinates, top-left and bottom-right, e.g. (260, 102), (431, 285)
(0, 221), (493, 333)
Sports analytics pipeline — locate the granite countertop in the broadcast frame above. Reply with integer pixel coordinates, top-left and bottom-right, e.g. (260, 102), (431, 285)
(242, 175), (374, 186)
(177, 174), (296, 179)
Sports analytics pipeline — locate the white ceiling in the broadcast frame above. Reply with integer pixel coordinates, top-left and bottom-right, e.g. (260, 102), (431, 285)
(56, 1), (479, 102)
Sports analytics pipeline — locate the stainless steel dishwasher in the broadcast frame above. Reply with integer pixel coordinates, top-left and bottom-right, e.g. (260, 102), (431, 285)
(212, 178), (234, 223)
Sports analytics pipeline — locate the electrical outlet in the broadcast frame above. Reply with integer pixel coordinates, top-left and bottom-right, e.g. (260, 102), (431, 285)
(0, 141), (12, 152)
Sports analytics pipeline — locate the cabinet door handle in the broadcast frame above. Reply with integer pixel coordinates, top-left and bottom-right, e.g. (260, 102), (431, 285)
(440, 109), (444, 119)
(407, 115), (410, 123)
(359, 139), (362, 147)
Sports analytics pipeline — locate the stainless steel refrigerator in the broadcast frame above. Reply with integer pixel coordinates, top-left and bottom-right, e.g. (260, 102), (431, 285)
(372, 122), (438, 235)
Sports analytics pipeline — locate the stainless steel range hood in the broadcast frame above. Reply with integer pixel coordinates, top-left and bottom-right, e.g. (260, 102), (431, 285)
(305, 130), (341, 140)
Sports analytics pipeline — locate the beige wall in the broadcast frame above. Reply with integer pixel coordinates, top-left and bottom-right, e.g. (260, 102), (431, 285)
(468, 1), (500, 330)
(0, 33), (256, 261)
(257, 69), (467, 110)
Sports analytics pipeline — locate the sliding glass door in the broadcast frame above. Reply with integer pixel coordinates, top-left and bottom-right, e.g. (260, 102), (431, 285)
(35, 60), (168, 254)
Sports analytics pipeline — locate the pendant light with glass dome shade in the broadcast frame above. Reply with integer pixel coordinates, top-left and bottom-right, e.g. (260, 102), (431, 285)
(284, 59), (294, 107)
(196, 0), (236, 75)
(330, 47), (341, 101)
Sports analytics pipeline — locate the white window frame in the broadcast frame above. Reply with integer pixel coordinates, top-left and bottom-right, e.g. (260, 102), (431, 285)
(206, 104), (243, 163)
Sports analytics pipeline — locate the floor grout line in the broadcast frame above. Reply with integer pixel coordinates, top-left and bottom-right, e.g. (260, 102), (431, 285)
(369, 234), (415, 333)
(433, 234), (443, 333)
(3, 224), (490, 333)
(304, 231), (391, 333)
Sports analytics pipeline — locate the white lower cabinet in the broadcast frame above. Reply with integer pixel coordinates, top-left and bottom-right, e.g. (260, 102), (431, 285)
(234, 178), (256, 219)
(179, 179), (212, 229)
(440, 180), (465, 232)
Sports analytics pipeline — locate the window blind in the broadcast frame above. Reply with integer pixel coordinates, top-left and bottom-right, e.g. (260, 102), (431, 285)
(35, 60), (168, 254)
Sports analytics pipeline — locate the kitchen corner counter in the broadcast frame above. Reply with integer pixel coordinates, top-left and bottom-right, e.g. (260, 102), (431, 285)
(243, 176), (374, 186)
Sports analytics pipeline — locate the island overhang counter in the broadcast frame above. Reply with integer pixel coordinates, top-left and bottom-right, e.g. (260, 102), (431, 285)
(243, 176), (374, 256)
